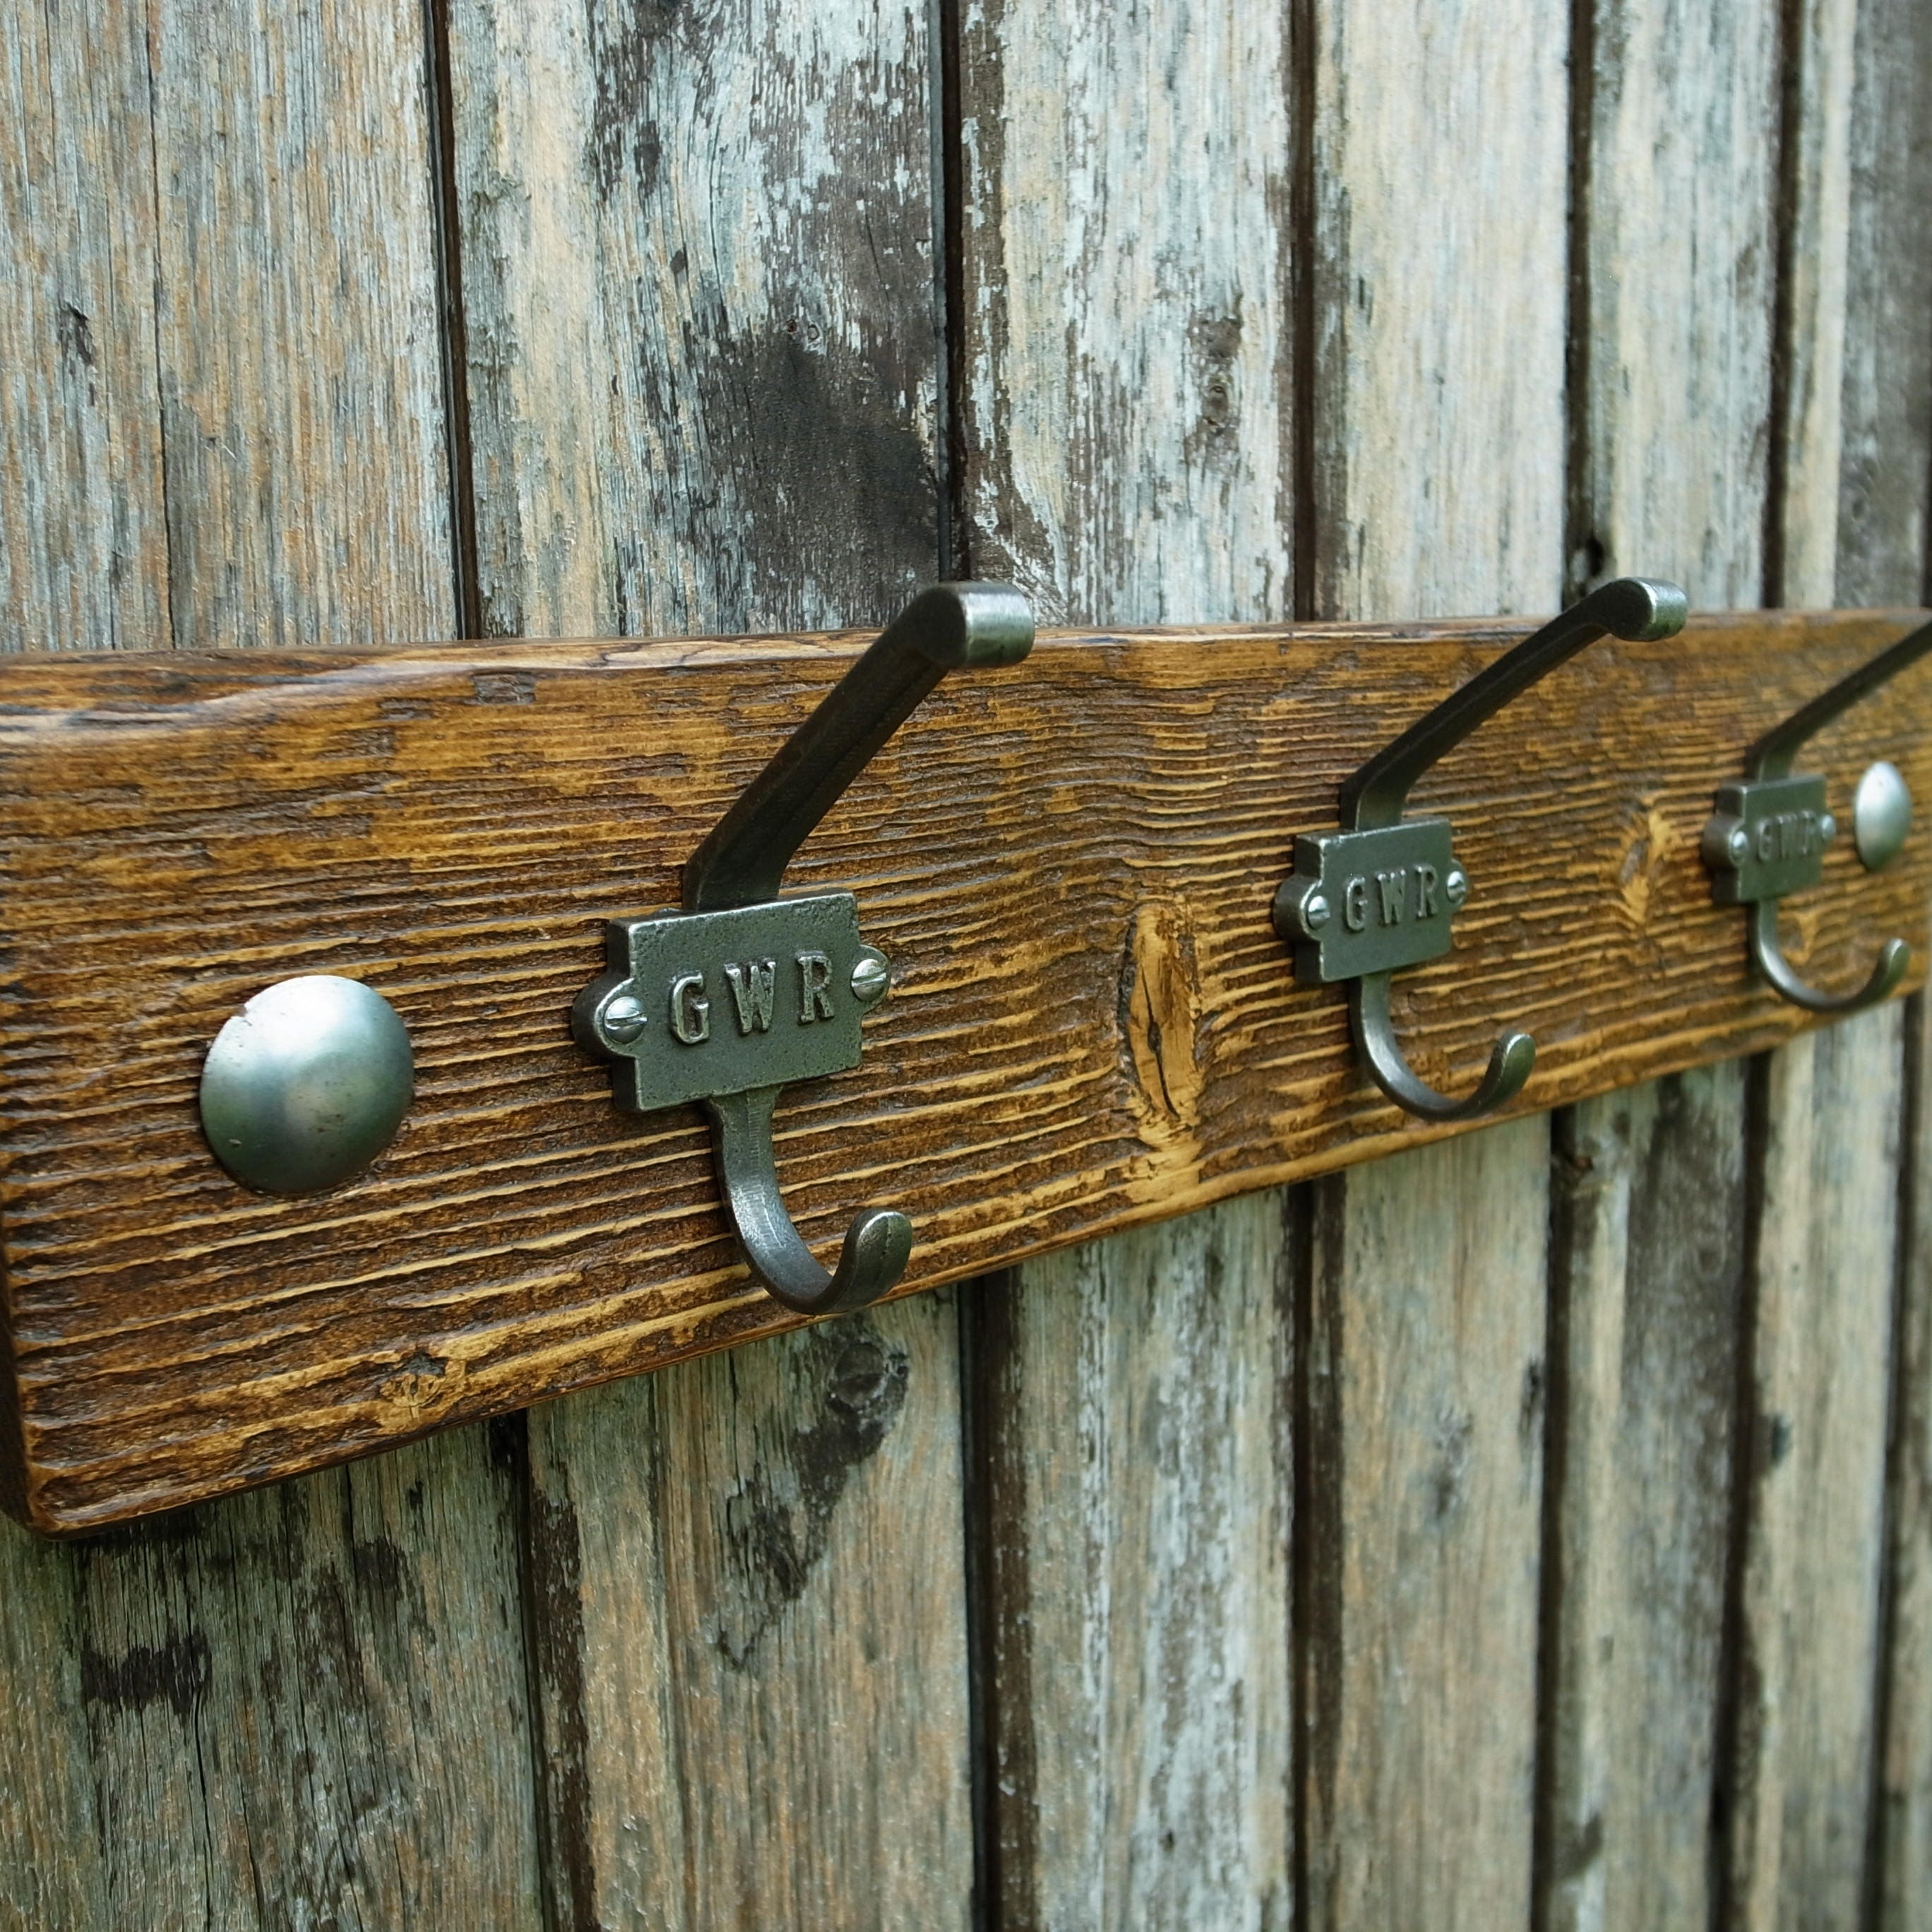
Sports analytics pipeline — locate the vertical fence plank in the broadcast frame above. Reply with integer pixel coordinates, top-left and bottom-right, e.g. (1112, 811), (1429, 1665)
(0, 2), (545, 1924)
(1887, 990), (1932, 1929)
(1540, 1071), (1749, 1932)
(1540, 3), (1779, 1927)
(1840, 0), (1932, 1921)
(1296, 0), (1566, 1924)
(0, 0), (167, 654)
(1729, 0), (1919, 1916)
(1734, 1016), (1902, 1930)
(446, 4), (974, 1923)
(953, 1), (1296, 1920)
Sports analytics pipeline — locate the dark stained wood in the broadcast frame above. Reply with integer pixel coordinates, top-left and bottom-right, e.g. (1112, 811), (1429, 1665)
(442, 2), (979, 1923)
(2, 611), (1928, 1533)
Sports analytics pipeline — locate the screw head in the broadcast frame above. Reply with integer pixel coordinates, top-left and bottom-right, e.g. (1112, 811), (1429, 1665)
(1818, 811), (1839, 847)
(199, 975), (415, 1195)
(600, 993), (647, 1044)
(1727, 825), (1751, 864)
(1853, 761), (1912, 870)
(1301, 891), (1332, 933)
(1444, 867), (1470, 909)
(850, 952), (891, 1006)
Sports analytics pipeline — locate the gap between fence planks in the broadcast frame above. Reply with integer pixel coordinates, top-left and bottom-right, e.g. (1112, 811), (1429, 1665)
(0, 608), (1929, 1530)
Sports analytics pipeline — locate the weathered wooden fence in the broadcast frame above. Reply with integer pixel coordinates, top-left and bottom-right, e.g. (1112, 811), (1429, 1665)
(1, 0), (1928, 1926)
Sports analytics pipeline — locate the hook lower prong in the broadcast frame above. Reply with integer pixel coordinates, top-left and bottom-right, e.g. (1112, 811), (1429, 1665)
(703, 1085), (912, 1315)
(1349, 972), (1537, 1123)
(1746, 902), (1909, 1015)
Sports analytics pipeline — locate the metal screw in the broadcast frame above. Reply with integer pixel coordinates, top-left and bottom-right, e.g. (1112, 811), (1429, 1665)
(1853, 761), (1912, 870)
(1819, 811), (1839, 847)
(601, 993), (647, 1044)
(1445, 867), (1469, 909)
(1301, 892), (1332, 933)
(851, 953), (891, 1005)
(1727, 825), (1751, 865)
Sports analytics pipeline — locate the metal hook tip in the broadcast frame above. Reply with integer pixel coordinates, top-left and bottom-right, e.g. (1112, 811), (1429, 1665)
(1601, 576), (1690, 642)
(1352, 971), (1538, 1123)
(822, 1208), (915, 1314)
(1748, 905), (1911, 1015)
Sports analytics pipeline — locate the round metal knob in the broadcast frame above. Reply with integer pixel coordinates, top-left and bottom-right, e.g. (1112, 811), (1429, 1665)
(1854, 760), (1912, 871)
(199, 976), (415, 1195)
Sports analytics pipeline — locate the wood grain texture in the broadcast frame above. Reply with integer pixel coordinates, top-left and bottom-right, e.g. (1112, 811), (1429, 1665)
(1884, 990), (1932, 1929)
(951, 2), (1297, 1918)
(1541, 4), (1782, 1925)
(1540, 1068), (1748, 1931)
(0, 0), (547, 1923)
(1299, 0), (1566, 1921)
(1729, 1010), (1904, 1930)
(2, 614), (1930, 1531)
(1303, 1117), (1551, 1928)
(0, 0), (167, 656)
(1853, 0), (1932, 1916)
(953, 0), (1294, 628)
(451, 0), (941, 643)
(443, 5), (977, 1924)
(145, 0), (454, 651)
(525, 1294), (969, 1930)
(967, 1203), (1294, 1928)
(1724, 0), (1925, 1918)
(1575, 0), (1779, 612)
(64, 1431), (542, 1928)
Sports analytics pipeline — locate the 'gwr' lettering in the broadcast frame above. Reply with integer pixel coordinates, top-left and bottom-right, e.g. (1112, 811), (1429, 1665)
(669, 972), (710, 1044)
(1754, 809), (1825, 864)
(1339, 864), (1450, 931)
(723, 959), (777, 1035)
(798, 951), (835, 1022)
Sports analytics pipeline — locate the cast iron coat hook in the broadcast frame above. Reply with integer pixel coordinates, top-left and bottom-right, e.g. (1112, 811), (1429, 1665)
(1702, 612), (1932, 1013)
(575, 582), (1035, 1314)
(1275, 576), (1690, 1121)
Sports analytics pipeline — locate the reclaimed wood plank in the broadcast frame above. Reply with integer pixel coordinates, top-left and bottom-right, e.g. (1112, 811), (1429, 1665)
(1298, 0), (1566, 1920)
(3, 614), (1931, 1529)
(951, 0), (1296, 1916)
(445, 3), (977, 1921)
(1539, 2), (1780, 1924)
(0, 0), (545, 1923)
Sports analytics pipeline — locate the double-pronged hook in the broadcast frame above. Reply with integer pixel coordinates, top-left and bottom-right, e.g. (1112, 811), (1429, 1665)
(1275, 577), (1689, 1121)
(575, 583), (1034, 1315)
(1703, 612), (1932, 1013)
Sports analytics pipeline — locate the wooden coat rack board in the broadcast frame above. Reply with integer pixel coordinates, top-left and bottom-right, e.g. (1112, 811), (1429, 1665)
(1, 605), (1928, 1532)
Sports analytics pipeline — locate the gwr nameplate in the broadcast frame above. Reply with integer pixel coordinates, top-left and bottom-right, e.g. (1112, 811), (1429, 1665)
(573, 893), (890, 1114)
